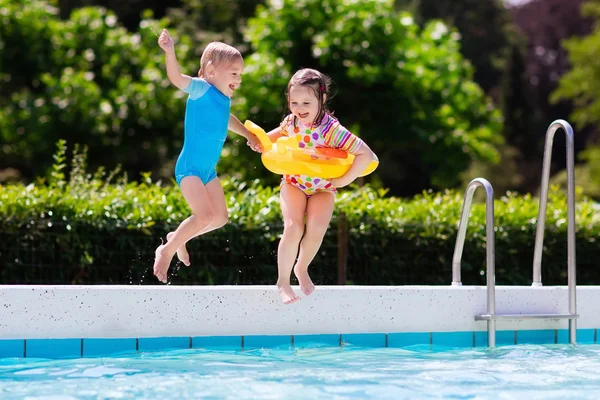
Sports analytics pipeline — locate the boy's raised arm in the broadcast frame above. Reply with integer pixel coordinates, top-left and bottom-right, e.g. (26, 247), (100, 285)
(158, 29), (191, 91)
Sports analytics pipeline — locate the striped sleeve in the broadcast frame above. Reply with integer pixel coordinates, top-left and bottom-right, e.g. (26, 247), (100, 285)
(322, 116), (363, 154)
(279, 114), (294, 137)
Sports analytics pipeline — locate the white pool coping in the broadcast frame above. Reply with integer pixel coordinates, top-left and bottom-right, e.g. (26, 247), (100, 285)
(0, 285), (596, 339)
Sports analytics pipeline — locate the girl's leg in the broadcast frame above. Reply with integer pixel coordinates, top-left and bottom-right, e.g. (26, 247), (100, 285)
(277, 184), (308, 304)
(294, 192), (335, 295)
(154, 176), (216, 283)
(166, 178), (229, 266)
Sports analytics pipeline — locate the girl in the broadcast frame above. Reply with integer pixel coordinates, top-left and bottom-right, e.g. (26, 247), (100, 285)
(267, 69), (378, 304)
(154, 29), (262, 283)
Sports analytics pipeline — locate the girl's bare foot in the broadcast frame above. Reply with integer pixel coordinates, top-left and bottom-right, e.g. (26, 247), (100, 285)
(277, 283), (301, 304)
(166, 232), (191, 266)
(293, 266), (315, 296)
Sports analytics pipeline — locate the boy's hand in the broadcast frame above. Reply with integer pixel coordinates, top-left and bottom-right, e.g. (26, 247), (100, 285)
(246, 134), (263, 153)
(158, 29), (174, 53)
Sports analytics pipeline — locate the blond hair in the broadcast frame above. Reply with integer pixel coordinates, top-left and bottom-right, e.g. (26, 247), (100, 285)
(198, 42), (243, 77)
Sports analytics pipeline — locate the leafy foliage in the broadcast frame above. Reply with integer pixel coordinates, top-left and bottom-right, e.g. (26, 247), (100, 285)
(0, 0), (198, 181)
(408, 0), (513, 94)
(1, 141), (598, 286)
(551, 0), (600, 129)
(233, 0), (503, 195)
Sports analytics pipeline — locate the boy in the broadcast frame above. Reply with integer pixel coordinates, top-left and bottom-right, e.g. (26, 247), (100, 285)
(154, 29), (261, 282)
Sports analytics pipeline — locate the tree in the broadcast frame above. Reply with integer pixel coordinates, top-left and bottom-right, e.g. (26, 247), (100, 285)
(550, 0), (600, 198)
(460, 42), (533, 194)
(232, 0), (503, 195)
(551, 0), (600, 129)
(497, 40), (543, 191)
(167, 0), (265, 52)
(406, 0), (513, 97)
(0, 0), (198, 181)
(513, 0), (593, 191)
(515, 0), (591, 122)
(550, 146), (600, 200)
(401, 0), (593, 194)
(56, 0), (179, 31)
(53, 0), (268, 185)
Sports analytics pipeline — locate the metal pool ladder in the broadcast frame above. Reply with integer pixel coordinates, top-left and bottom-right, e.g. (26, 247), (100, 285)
(451, 120), (578, 348)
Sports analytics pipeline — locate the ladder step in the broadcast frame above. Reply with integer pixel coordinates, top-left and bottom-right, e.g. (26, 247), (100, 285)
(475, 313), (579, 321)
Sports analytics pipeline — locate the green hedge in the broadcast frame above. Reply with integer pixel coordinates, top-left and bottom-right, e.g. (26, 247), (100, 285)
(1, 142), (599, 286)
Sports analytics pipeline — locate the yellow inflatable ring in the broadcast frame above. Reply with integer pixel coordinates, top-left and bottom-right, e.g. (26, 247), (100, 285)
(244, 120), (379, 178)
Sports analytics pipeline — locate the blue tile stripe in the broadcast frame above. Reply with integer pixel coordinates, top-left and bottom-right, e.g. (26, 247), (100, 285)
(342, 333), (386, 347)
(0, 329), (596, 359)
(83, 338), (137, 357)
(0, 340), (24, 358)
(432, 332), (473, 347)
(26, 339), (82, 359)
(138, 337), (190, 352)
(244, 335), (291, 349)
(388, 332), (431, 348)
(193, 336), (242, 349)
(294, 334), (341, 347)
(557, 328), (595, 344)
(517, 329), (555, 345)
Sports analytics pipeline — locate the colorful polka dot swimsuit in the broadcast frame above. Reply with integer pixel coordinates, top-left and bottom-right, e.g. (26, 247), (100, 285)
(280, 113), (363, 196)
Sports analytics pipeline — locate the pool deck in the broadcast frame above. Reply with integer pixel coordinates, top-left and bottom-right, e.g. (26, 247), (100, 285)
(0, 285), (597, 357)
(0, 285), (596, 339)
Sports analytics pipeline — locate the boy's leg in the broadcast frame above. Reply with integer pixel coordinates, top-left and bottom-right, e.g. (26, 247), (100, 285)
(294, 192), (335, 295)
(166, 178), (228, 266)
(277, 184), (307, 304)
(154, 176), (215, 283)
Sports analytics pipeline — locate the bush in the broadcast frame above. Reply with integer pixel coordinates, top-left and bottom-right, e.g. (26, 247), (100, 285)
(1, 141), (599, 286)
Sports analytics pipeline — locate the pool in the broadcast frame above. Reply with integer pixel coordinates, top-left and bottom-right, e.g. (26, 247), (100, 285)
(1, 344), (600, 399)
(2, 285), (600, 398)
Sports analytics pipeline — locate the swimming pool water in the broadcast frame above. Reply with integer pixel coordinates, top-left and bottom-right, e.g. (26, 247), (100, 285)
(1, 344), (599, 399)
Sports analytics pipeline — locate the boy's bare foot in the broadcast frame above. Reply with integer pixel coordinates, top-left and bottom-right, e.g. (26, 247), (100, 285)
(166, 232), (191, 266)
(277, 284), (300, 304)
(153, 244), (173, 283)
(293, 266), (315, 296)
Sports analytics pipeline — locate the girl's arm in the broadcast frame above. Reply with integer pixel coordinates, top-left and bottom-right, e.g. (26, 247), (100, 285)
(267, 127), (283, 143)
(330, 142), (378, 188)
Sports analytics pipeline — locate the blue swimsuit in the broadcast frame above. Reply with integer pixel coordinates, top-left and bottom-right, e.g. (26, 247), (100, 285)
(175, 78), (230, 185)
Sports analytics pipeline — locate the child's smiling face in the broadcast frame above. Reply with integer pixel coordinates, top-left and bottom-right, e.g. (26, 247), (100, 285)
(207, 59), (244, 98)
(288, 85), (321, 126)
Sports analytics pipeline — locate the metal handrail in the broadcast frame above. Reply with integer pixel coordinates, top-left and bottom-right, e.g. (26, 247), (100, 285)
(451, 178), (497, 346)
(531, 119), (577, 344)
(452, 121), (577, 348)
(451, 178), (495, 287)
